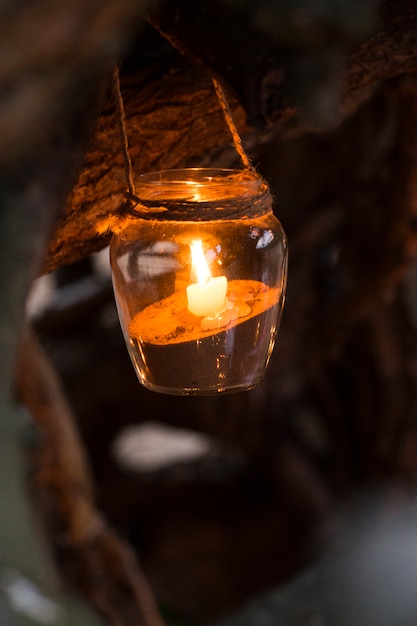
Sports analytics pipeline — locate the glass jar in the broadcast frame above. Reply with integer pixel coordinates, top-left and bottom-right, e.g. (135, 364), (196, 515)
(110, 168), (287, 395)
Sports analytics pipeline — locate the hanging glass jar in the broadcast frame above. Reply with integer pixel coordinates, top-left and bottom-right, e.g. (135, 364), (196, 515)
(110, 167), (287, 395)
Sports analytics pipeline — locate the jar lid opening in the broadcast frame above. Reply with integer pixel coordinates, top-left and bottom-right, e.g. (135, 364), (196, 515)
(135, 168), (263, 202)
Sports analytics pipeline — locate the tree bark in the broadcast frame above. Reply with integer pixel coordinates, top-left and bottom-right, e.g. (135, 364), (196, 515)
(0, 2), (150, 625)
(43, 0), (417, 274)
(16, 325), (166, 626)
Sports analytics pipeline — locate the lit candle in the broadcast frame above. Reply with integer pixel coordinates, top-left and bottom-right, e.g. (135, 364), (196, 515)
(186, 240), (227, 317)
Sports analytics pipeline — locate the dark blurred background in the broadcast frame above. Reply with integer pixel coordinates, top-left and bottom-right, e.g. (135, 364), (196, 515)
(3, 0), (417, 624)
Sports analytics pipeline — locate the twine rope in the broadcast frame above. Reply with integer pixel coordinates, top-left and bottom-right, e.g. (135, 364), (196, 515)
(109, 55), (259, 230)
(144, 16), (254, 172)
(211, 77), (254, 172)
(113, 66), (138, 200)
(113, 38), (255, 201)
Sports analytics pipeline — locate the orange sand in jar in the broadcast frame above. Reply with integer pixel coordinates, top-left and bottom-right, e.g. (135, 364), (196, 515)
(129, 279), (279, 346)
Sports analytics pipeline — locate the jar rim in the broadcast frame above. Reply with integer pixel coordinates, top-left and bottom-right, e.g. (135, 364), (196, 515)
(135, 168), (263, 202)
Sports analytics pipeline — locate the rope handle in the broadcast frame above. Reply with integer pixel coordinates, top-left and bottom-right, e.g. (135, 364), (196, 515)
(113, 64), (255, 201)
(112, 66), (139, 201)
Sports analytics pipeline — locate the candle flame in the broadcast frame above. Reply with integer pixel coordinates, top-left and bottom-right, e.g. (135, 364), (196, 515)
(190, 240), (211, 284)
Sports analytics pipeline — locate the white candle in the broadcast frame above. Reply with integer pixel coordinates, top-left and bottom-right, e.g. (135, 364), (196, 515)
(186, 240), (227, 317)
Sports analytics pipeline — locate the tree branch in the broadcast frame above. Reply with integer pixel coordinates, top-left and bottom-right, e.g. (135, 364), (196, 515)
(16, 325), (166, 626)
(43, 0), (417, 274)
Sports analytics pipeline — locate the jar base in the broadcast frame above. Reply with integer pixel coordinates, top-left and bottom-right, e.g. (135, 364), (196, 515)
(126, 295), (280, 396)
(137, 378), (262, 396)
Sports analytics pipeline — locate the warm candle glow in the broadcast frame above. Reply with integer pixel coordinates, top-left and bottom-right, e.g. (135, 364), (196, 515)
(111, 167), (287, 395)
(190, 239), (211, 284)
(186, 240), (227, 317)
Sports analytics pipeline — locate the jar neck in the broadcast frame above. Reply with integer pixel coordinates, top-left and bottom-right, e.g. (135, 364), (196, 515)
(120, 168), (273, 221)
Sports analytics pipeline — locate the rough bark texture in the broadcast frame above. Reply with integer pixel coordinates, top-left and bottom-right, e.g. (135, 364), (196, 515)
(16, 325), (166, 626)
(0, 2), (150, 625)
(43, 0), (417, 274)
